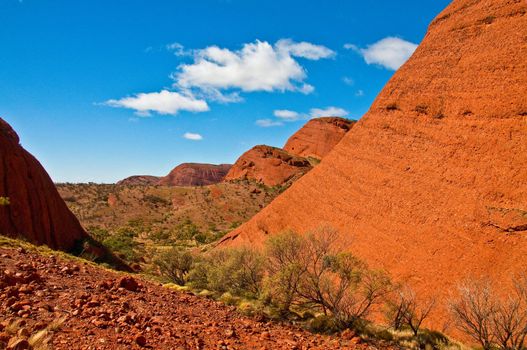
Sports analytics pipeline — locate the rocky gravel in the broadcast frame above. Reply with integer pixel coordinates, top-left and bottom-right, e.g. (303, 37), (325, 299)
(0, 247), (382, 349)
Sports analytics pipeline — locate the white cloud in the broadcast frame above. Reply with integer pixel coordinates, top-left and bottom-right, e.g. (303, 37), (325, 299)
(105, 90), (209, 116)
(355, 89), (365, 97)
(342, 77), (354, 86)
(172, 40), (333, 99)
(183, 132), (203, 140)
(264, 106), (348, 126)
(106, 40), (333, 117)
(166, 42), (193, 57)
(275, 39), (335, 60)
(309, 106), (348, 118)
(255, 119), (284, 127)
(273, 109), (304, 121)
(345, 37), (417, 70)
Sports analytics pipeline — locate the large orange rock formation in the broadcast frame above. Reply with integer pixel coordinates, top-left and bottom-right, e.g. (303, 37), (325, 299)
(220, 0), (527, 329)
(224, 145), (312, 187)
(284, 117), (355, 159)
(157, 163), (231, 187)
(0, 118), (88, 251)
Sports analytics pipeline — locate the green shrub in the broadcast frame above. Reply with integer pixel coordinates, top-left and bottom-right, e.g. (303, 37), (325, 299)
(308, 315), (341, 334)
(154, 247), (194, 285)
(102, 228), (141, 262)
(188, 247), (265, 298)
(0, 197), (10, 206)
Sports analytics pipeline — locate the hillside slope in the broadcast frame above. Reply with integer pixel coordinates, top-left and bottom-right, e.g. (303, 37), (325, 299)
(220, 0), (527, 328)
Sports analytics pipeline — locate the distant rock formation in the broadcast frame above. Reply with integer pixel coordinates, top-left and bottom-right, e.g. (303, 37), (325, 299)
(224, 145), (312, 187)
(157, 163), (232, 187)
(0, 117), (88, 251)
(117, 175), (161, 186)
(284, 117), (355, 159)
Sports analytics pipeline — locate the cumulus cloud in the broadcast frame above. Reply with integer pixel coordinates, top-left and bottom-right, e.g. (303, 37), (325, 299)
(345, 37), (417, 70)
(183, 132), (203, 140)
(309, 106), (348, 118)
(106, 39), (334, 117)
(255, 119), (284, 127)
(172, 40), (334, 99)
(105, 90), (209, 116)
(273, 109), (304, 121)
(275, 39), (335, 60)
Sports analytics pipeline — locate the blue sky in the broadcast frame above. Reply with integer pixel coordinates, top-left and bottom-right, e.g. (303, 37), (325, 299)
(0, 0), (450, 183)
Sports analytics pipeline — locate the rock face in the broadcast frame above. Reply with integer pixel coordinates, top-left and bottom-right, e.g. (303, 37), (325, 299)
(224, 145), (312, 187)
(220, 0), (527, 328)
(157, 163), (231, 187)
(0, 118), (88, 251)
(284, 117), (356, 159)
(117, 175), (160, 186)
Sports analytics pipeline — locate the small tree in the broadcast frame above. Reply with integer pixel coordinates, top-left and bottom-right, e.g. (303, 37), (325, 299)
(0, 196), (10, 206)
(154, 247), (194, 285)
(393, 287), (436, 336)
(265, 230), (308, 315)
(492, 276), (527, 350)
(450, 280), (498, 350)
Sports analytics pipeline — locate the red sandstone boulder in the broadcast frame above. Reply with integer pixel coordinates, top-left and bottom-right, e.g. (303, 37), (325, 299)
(224, 145), (312, 187)
(284, 117), (356, 159)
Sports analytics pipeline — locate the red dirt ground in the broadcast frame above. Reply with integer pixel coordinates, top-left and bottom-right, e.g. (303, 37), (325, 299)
(0, 246), (382, 349)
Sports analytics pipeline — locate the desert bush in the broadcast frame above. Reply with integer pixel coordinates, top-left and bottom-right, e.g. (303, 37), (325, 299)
(143, 194), (169, 206)
(0, 196), (10, 206)
(102, 228), (141, 262)
(174, 219), (201, 241)
(450, 276), (527, 350)
(188, 247), (265, 298)
(386, 287), (436, 336)
(308, 314), (341, 334)
(264, 226), (392, 327)
(264, 230), (308, 315)
(154, 247), (194, 285)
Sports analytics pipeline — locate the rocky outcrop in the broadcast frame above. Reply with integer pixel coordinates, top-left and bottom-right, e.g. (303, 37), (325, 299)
(224, 146), (312, 187)
(0, 118), (88, 251)
(117, 175), (160, 186)
(157, 163), (231, 187)
(220, 0), (527, 329)
(284, 117), (356, 159)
